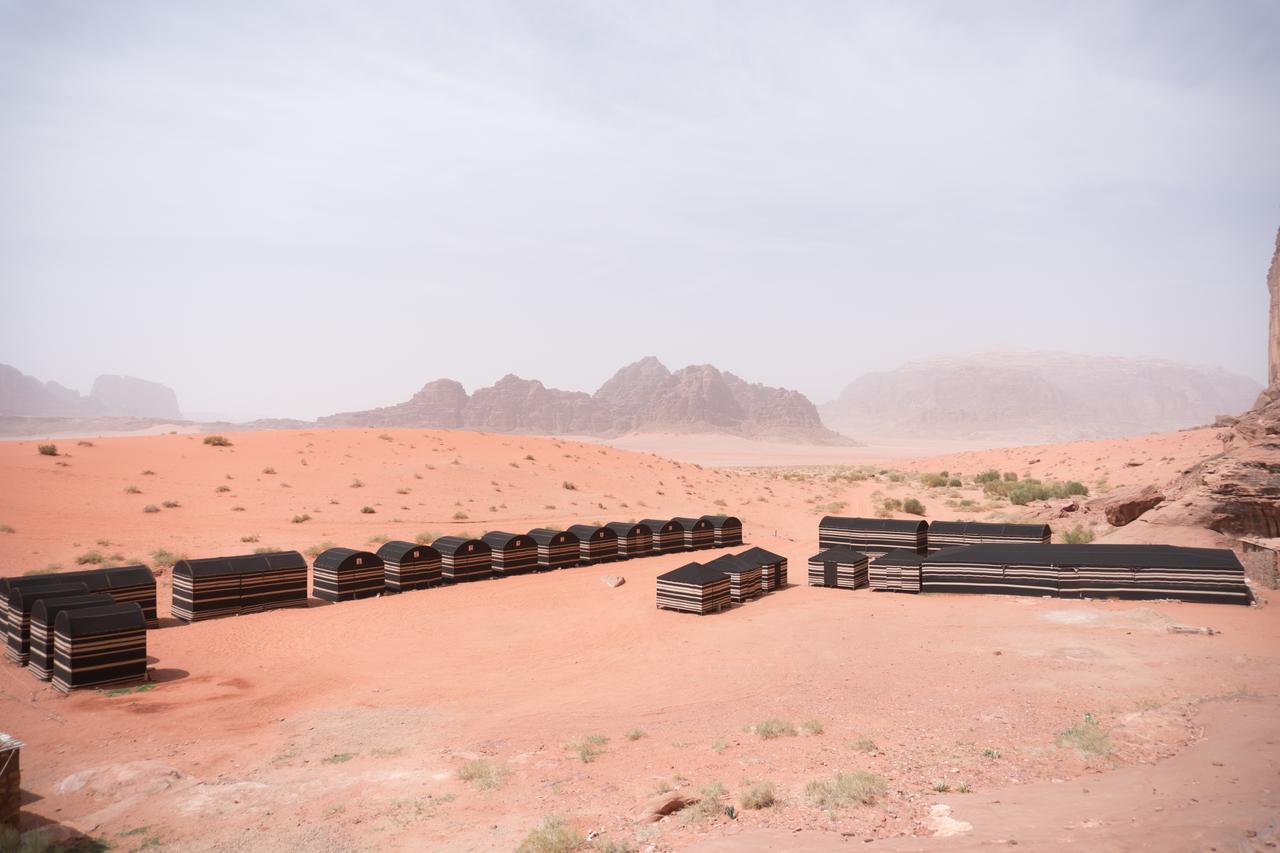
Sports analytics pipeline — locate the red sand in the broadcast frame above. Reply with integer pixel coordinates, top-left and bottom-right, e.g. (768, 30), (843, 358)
(0, 427), (1275, 851)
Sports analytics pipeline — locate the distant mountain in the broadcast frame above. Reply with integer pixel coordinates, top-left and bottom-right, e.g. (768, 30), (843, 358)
(821, 351), (1262, 442)
(320, 356), (850, 443)
(0, 364), (182, 419)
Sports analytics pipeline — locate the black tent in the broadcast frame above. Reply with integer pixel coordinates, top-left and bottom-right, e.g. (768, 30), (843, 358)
(27, 593), (114, 681)
(735, 547), (788, 592)
(705, 553), (761, 603)
(567, 525), (619, 564)
(528, 528), (580, 570)
(701, 515), (743, 547)
(656, 562), (730, 614)
(641, 519), (684, 554)
(5, 582), (90, 666)
(0, 566), (157, 628)
(52, 602), (147, 692)
(171, 557), (240, 622)
(377, 541), (443, 591)
(605, 522), (652, 559)
(481, 532), (539, 575)
(818, 516), (928, 557)
(433, 536), (492, 583)
(927, 521), (1051, 552)
(869, 549), (924, 593)
(313, 548), (385, 602)
(236, 551), (309, 613)
(807, 545), (869, 590)
(672, 517), (715, 551)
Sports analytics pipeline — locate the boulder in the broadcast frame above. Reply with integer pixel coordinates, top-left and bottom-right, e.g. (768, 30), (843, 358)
(600, 575), (625, 589)
(634, 792), (699, 824)
(1091, 484), (1164, 527)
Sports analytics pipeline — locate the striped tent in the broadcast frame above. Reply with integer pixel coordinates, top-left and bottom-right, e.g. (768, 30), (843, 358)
(672, 517), (715, 551)
(705, 553), (761, 603)
(52, 602), (147, 692)
(922, 544), (1251, 604)
(656, 562), (730, 615)
(567, 525), (619, 564)
(735, 547), (788, 592)
(641, 519), (685, 554)
(481, 532), (539, 575)
(0, 566), (157, 629)
(927, 521), (1051, 552)
(869, 549), (924, 593)
(171, 557), (240, 622)
(27, 593), (114, 681)
(377, 541), (442, 591)
(818, 516), (928, 557)
(312, 548), (385, 602)
(605, 522), (652, 559)
(528, 529), (580, 571)
(433, 537), (492, 583)
(237, 551), (309, 613)
(701, 515), (743, 547)
(5, 582), (90, 665)
(807, 546), (869, 590)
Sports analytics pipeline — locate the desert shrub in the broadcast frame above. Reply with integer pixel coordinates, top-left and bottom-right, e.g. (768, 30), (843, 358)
(378, 433), (393, 441)
(1056, 713), (1111, 756)
(240, 535), (259, 543)
(561, 481), (577, 491)
(956, 781), (972, 793)
(322, 752), (355, 764)
(360, 506), (376, 514)
(902, 498), (926, 516)
(453, 511), (469, 520)
(231, 506), (245, 512)
(921, 473), (948, 488)
(304, 541), (336, 558)
(150, 549), (186, 568)
(739, 781), (776, 810)
(366, 533), (390, 544)
(565, 734), (608, 763)
(0, 524), (14, 534)
(457, 758), (510, 790)
(1062, 524), (1094, 545)
(262, 467), (276, 475)
(681, 783), (727, 824)
(624, 729), (646, 741)
(948, 478), (962, 487)
(37, 443), (58, 456)
(753, 718), (797, 739)
(516, 817), (584, 853)
(141, 469), (155, 475)
(415, 531), (436, 544)
(76, 550), (104, 565)
(981, 747), (1001, 759)
(801, 719), (824, 735)
(804, 771), (886, 809)
(161, 500), (180, 509)
(350, 478), (364, 488)
(291, 514), (312, 524)
(142, 504), (160, 514)
(123, 485), (142, 494)
(975, 469), (1001, 484)
(847, 736), (877, 753)
(77, 440), (94, 447)
(930, 779), (950, 792)
(215, 485), (231, 493)
(1003, 471), (1017, 482)
(203, 435), (232, 447)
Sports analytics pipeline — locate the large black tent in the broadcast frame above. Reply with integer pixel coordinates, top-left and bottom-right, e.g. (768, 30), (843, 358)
(377, 541), (443, 591)
(818, 516), (928, 557)
(656, 562), (731, 614)
(807, 545), (869, 590)
(672, 517), (715, 551)
(237, 551), (309, 613)
(641, 519), (685, 554)
(705, 553), (761, 603)
(172, 550), (309, 622)
(701, 515), (743, 547)
(52, 602), (147, 692)
(481, 532), (539, 575)
(433, 536), (492, 583)
(312, 548), (385, 602)
(605, 522), (652, 559)
(0, 565), (157, 629)
(5, 582), (90, 666)
(927, 521), (1051, 552)
(528, 528), (580, 570)
(869, 549), (924, 593)
(735, 547), (788, 592)
(567, 525), (619, 564)
(27, 593), (114, 681)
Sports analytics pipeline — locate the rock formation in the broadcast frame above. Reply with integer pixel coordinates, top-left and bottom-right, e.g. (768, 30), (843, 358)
(0, 364), (182, 420)
(89, 375), (181, 419)
(320, 357), (848, 443)
(1269, 227), (1280, 388)
(822, 351), (1261, 442)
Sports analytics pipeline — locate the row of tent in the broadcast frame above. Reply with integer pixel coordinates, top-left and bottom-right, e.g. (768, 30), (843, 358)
(1, 569), (152, 692)
(172, 515), (744, 619)
(810, 517), (1250, 604)
(655, 548), (788, 614)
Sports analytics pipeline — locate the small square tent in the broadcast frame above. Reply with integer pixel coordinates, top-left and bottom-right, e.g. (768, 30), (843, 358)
(0, 566), (157, 629)
(312, 548), (385, 602)
(236, 551), (309, 613)
(433, 536), (492, 583)
(52, 602), (147, 693)
(5, 582), (90, 666)
(705, 554), (761, 603)
(641, 519), (684, 554)
(927, 521), (1051, 553)
(735, 547), (788, 592)
(656, 562), (731, 614)
(605, 522), (652, 559)
(818, 516), (927, 557)
(528, 528), (580, 570)
(27, 593), (113, 681)
(377, 541), (442, 591)
(171, 557), (240, 622)
(869, 549), (924, 593)
(701, 515), (743, 547)
(481, 532), (539, 575)
(672, 517), (715, 551)
(568, 525), (619, 564)
(807, 546), (869, 590)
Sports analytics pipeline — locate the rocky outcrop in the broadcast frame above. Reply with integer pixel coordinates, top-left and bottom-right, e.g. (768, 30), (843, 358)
(0, 364), (182, 419)
(319, 357), (848, 443)
(1267, 227), (1279, 388)
(822, 351), (1261, 442)
(1090, 484), (1165, 527)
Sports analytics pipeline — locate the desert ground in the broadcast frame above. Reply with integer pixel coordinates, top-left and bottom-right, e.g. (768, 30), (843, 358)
(0, 427), (1276, 852)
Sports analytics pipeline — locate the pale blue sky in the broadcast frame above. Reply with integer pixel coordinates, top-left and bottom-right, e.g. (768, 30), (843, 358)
(1, 0), (1277, 419)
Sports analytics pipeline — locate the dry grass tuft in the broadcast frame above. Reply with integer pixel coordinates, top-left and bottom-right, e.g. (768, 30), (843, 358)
(1056, 713), (1111, 756)
(516, 817), (584, 853)
(457, 758), (510, 790)
(805, 771), (886, 809)
(753, 718), (797, 740)
(565, 734), (608, 763)
(739, 781), (776, 810)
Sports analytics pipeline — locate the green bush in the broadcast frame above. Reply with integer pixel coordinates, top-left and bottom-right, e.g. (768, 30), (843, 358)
(902, 497), (926, 516)
(203, 435), (232, 447)
(1062, 524), (1094, 544)
(37, 443), (58, 456)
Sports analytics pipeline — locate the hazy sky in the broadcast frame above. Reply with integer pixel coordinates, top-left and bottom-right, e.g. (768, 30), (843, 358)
(1, 1), (1277, 420)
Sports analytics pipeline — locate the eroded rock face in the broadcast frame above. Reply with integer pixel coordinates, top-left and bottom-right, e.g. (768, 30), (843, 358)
(0, 364), (181, 419)
(1266, 227), (1279, 388)
(90, 374), (181, 419)
(1090, 484), (1165, 527)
